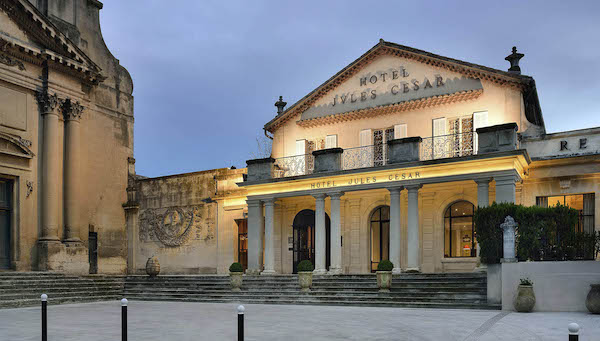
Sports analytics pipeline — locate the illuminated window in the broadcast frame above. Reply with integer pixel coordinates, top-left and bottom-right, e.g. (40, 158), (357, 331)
(370, 205), (390, 272)
(536, 193), (595, 233)
(444, 201), (476, 258)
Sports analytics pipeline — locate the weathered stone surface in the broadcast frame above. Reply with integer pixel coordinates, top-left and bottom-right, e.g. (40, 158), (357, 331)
(387, 137), (422, 163)
(477, 123), (518, 153)
(312, 148), (343, 173)
(246, 157), (275, 181)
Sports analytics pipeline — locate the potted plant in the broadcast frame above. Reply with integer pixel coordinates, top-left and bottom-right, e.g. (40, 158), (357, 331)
(229, 262), (244, 291)
(297, 260), (314, 292)
(514, 278), (536, 312)
(146, 256), (160, 277)
(376, 260), (394, 292)
(586, 284), (600, 314)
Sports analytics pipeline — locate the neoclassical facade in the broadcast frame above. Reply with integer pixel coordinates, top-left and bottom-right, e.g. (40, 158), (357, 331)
(0, 0), (134, 273)
(127, 40), (598, 275)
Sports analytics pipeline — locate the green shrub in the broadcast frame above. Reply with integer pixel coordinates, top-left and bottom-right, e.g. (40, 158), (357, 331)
(297, 260), (314, 272)
(377, 260), (394, 271)
(520, 278), (533, 286)
(475, 202), (588, 264)
(229, 262), (243, 273)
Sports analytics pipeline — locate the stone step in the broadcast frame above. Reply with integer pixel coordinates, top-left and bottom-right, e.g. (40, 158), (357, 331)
(0, 285), (124, 295)
(0, 289), (123, 300)
(123, 285), (486, 293)
(0, 295), (122, 309)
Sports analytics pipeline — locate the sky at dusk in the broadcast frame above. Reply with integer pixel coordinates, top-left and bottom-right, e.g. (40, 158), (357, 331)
(98, 0), (600, 178)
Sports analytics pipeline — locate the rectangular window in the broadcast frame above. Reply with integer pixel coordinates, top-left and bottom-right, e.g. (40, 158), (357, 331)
(536, 193), (595, 233)
(325, 135), (338, 149)
(394, 124), (407, 139)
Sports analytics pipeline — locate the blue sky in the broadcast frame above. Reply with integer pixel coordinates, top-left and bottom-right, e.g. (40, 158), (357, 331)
(99, 0), (600, 177)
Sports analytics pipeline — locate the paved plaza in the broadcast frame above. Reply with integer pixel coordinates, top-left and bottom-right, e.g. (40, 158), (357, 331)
(0, 301), (599, 340)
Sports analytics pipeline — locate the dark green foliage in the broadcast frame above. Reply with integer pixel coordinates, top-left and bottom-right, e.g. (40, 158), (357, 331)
(297, 260), (314, 272)
(475, 202), (596, 264)
(229, 262), (243, 272)
(520, 278), (533, 286)
(377, 260), (394, 271)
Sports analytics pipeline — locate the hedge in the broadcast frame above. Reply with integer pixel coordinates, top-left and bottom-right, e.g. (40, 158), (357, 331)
(474, 202), (598, 264)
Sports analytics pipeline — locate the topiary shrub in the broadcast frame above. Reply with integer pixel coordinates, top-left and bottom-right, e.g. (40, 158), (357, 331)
(297, 260), (314, 272)
(377, 260), (394, 271)
(229, 262), (243, 273)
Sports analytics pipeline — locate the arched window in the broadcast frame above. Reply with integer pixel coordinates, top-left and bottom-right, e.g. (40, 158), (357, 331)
(444, 201), (476, 258)
(370, 205), (390, 272)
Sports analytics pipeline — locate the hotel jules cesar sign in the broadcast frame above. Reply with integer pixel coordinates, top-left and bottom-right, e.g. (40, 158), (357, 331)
(309, 171), (422, 190)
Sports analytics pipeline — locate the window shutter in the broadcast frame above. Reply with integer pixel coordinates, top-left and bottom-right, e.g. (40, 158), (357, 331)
(325, 135), (338, 149)
(295, 139), (306, 155)
(394, 124), (407, 139)
(360, 129), (372, 146)
(473, 111), (488, 153)
(433, 118), (446, 137)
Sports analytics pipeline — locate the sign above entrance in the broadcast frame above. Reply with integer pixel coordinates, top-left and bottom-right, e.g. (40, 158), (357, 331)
(300, 65), (483, 122)
(309, 171), (421, 190)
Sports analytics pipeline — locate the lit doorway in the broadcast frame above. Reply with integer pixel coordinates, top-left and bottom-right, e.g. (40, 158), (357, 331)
(292, 209), (330, 273)
(370, 205), (390, 272)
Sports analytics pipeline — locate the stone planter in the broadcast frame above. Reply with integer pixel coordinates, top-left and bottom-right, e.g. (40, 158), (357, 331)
(230, 272), (243, 292)
(377, 271), (392, 292)
(586, 284), (600, 314)
(145, 256), (160, 277)
(514, 284), (535, 312)
(298, 271), (313, 292)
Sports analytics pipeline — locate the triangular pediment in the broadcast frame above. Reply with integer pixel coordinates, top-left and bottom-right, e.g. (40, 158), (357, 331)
(0, 0), (101, 80)
(0, 132), (33, 159)
(265, 40), (535, 132)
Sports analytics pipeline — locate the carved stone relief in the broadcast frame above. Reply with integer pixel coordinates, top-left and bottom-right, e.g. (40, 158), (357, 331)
(139, 205), (214, 247)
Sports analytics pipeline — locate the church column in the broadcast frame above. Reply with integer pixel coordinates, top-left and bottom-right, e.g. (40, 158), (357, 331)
(36, 92), (61, 242)
(313, 193), (327, 275)
(261, 198), (276, 275)
(247, 199), (263, 275)
(388, 186), (402, 274)
(406, 184), (422, 272)
(62, 99), (84, 243)
(328, 192), (343, 275)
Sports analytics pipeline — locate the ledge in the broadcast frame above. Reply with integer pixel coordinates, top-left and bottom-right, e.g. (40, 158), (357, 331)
(387, 136), (423, 145)
(312, 148), (343, 156)
(246, 157), (275, 165)
(476, 122), (518, 134)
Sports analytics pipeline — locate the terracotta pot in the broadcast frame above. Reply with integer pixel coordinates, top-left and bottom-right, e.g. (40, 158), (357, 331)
(230, 272), (243, 292)
(586, 284), (600, 314)
(298, 271), (313, 292)
(377, 271), (392, 292)
(145, 256), (160, 277)
(514, 284), (535, 312)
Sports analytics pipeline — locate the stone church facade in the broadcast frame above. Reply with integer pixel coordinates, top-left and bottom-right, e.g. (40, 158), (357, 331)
(0, 0), (133, 274)
(1, 1), (598, 276)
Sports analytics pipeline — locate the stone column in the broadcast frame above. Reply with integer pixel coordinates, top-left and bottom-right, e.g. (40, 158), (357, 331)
(328, 192), (343, 275)
(62, 99), (84, 243)
(262, 199), (276, 275)
(388, 186), (402, 274)
(36, 92), (61, 242)
(475, 178), (491, 262)
(247, 199), (263, 275)
(495, 174), (518, 204)
(406, 185), (422, 272)
(313, 193), (327, 275)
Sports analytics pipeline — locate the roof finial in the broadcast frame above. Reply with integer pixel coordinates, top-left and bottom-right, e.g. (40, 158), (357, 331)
(274, 96), (287, 115)
(505, 46), (524, 75)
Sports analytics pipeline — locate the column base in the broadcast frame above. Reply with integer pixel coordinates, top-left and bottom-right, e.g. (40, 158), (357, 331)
(245, 269), (261, 276)
(327, 267), (343, 275)
(37, 240), (89, 274)
(404, 267), (420, 273)
(261, 269), (276, 275)
(474, 262), (488, 272)
(392, 268), (402, 274)
(500, 258), (517, 263)
(313, 269), (328, 276)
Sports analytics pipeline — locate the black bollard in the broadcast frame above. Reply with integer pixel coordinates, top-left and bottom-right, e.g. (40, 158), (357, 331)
(121, 298), (128, 341)
(568, 323), (579, 341)
(41, 294), (47, 341)
(237, 305), (245, 341)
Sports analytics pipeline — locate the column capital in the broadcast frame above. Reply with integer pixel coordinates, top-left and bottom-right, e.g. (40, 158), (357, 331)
(387, 186), (404, 194)
(474, 177), (492, 185)
(494, 173), (521, 185)
(405, 184), (422, 192)
(263, 198), (276, 206)
(61, 98), (85, 121)
(328, 192), (344, 200)
(246, 199), (262, 207)
(313, 193), (327, 200)
(36, 91), (60, 116)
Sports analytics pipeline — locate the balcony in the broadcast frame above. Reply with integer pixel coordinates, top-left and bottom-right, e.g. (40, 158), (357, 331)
(246, 123), (519, 182)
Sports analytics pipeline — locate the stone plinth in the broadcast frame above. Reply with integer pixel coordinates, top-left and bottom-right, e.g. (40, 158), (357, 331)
(312, 148), (343, 173)
(387, 137), (422, 163)
(38, 241), (89, 274)
(246, 157), (275, 181)
(501, 215), (517, 262)
(476, 123), (518, 153)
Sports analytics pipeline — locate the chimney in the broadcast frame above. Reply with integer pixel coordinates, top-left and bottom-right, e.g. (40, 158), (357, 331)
(274, 96), (287, 115)
(505, 46), (524, 75)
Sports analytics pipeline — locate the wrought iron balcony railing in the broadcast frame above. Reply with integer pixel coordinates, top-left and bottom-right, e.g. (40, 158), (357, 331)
(272, 132), (482, 178)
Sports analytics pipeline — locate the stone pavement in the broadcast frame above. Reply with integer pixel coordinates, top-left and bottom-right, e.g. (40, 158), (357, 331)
(0, 301), (599, 340)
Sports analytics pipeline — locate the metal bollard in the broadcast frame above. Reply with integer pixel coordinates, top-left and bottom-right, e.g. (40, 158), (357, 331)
(237, 305), (245, 341)
(121, 298), (128, 341)
(41, 294), (47, 341)
(568, 323), (579, 341)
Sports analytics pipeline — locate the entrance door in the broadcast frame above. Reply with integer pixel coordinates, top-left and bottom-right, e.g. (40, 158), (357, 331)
(88, 232), (98, 274)
(0, 180), (12, 269)
(292, 209), (330, 273)
(236, 219), (248, 271)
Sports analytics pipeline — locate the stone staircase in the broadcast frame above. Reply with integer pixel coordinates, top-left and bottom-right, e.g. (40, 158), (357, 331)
(123, 273), (499, 310)
(0, 272), (124, 308)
